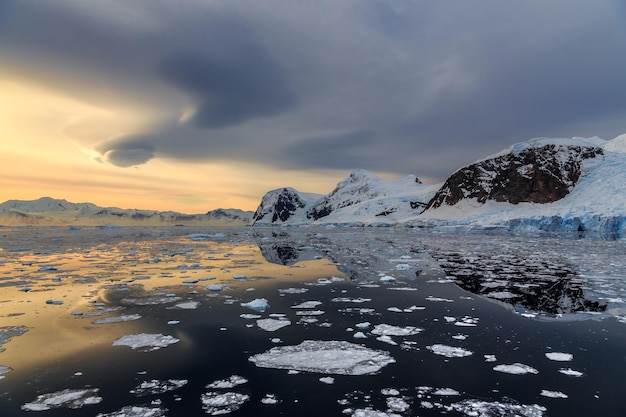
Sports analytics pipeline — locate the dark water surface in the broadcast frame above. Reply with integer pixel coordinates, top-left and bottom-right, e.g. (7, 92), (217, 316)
(0, 227), (625, 416)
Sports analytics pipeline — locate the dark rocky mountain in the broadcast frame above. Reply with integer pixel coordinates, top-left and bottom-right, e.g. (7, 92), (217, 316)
(251, 188), (323, 225)
(426, 143), (604, 210)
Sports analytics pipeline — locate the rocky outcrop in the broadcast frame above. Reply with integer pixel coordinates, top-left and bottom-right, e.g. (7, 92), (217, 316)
(251, 188), (322, 225)
(426, 143), (603, 209)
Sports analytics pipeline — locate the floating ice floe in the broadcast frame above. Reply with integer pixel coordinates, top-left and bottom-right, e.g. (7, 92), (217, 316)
(386, 397), (410, 412)
(93, 314), (142, 324)
(206, 284), (224, 292)
(240, 314), (262, 319)
(278, 287), (308, 294)
(425, 296), (454, 302)
(21, 388), (102, 411)
(291, 301), (322, 309)
(0, 365), (12, 379)
(112, 334), (180, 352)
(295, 310), (325, 316)
(371, 324), (423, 337)
(426, 344), (473, 358)
(354, 332), (367, 339)
(376, 335), (397, 345)
(484, 354), (497, 362)
(379, 275), (396, 283)
(493, 363), (539, 375)
(540, 389), (568, 398)
(545, 352), (573, 361)
(558, 367), (583, 377)
(256, 319), (291, 332)
(351, 408), (402, 417)
(319, 376), (335, 384)
(448, 400), (546, 417)
(96, 405), (167, 417)
(175, 301), (199, 309)
(249, 340), (395, 375)
(201, 392), (250, 415)
(206, 375), (248, 389)
(122, 296), (183, 305)
(395, 264), (411, 271)
(261, 394), (278, 404)
(241, 298), (269, 312)
(433, 388), (460, 396)
(332, 297), (372, 303)
(130, 379), (188, 396)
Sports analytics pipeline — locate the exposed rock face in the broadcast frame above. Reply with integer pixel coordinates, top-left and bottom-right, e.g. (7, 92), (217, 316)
(251, 188), (315, 224)
(426, 144), (603, 209)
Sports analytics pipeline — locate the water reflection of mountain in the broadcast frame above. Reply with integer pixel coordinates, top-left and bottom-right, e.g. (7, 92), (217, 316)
(432, 250), (607, 316)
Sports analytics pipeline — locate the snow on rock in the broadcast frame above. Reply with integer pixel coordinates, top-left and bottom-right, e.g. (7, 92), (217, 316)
(241, 298), (269, 312)
(249, 340), (395, 375)
(256, 318), (291, 332)
(21, 388), (102, 411)
(545, 352), (573, 361)
(493, 363), (539, 375)
(112, 333), (180, 352)
(426, 344), (473, 358)
(201, 392), (250, 415)
(130, 379), (188, 396)
(251, 187), (322, 225)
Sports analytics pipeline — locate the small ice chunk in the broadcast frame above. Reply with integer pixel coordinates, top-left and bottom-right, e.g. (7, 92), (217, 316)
(558, 368), (583, 377)
(207, 284), (224, 292)
(540, 390), (568, 399)
(493, 363), (539, 375)
(112, 333), (180, 352)
(452, 334), (467, 340)
(355, 322), (371, 329)
(201, 392), (249, 415)
(21, 388), (102, 411)
(353, 332), (367, 339)
(351, 409), (402, 417)
(261, 394), (278, 404)
(426, 344), (473, 358)
(175, 301), (199, 309)
(319, 376), (335, 384)
(376, 335), (397, 345)
(0, 365), (12, 379)
(425, 296), (453, 302)
(372, 324), (423, 337)
(96, 405), (166, 417)
(379, 275), (396, 283)
(131, 379), (188, 396)
(433, 388), (460, 396)
(386, 396), (410, 412)
(206, 375), (248, 389)
(545, 352), (573, 362)
(295, 310), (325, 316)
(278, 288), (308, 294)
(381, 388), (400, 396)
(395, 264), (410, 271)
(249, 340), (395, 375)
(332, 297), (371, 303)
(241, 298), (269, 312)
(257, 319), (291, 332)
(167, 320), (180, 325)
(291, 301), (323, 309)
(240, 314), (262, 319)
(484, 354), (497, 363)
(93, 314), (142, 324)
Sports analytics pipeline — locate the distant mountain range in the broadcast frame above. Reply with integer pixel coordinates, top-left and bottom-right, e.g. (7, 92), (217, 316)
(0, 197), (253, 226)
(252, 135), (626, 236)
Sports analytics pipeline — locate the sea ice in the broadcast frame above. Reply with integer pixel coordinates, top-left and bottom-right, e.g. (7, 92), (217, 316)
(425, 296), (454, 302)
(112, 333), (180, 352)
(351, 409), (402, 417)
(175, 301), (199, 309)
(240, 314), (262, 319)
(21, 388), (102, 411)
(278, 287), (308, 294)
(256, 318), (291, 332)
(206, 375), (248, 389)
(558, 367), (583, 377)
(249, 340), (395, 375)
(386, 397), (410, 412)
(130, 379), (188, 396)
(319, 376), (335, 384)
(540, 389), (568, 398)
(448, 400), (546, 417)
(484, 354), (497, 362)
(545, 352), (573, 361)
(96, 405), (167, 417)
(381, 388), (400, 396)
(371, 324), (423, 336)
(433, 388), (460, 396)
(241, 298), (269, 312)
(376, 335), (398, 345)
(493, 363), (539, 375)
(426, 344), (473, 358)
(331, 297), (372, 303)
(0, 365), (12, 379)
(261, 394), (278, 404)
(291, 301), (322, 309)
(93, 314), (142, 324)
(295, 310), (325, 316)
(201, 392), (250, 415)
(206, 284), (224, 292)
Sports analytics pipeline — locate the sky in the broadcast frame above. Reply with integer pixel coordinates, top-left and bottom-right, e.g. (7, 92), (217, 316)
(1, 0), (626, 213)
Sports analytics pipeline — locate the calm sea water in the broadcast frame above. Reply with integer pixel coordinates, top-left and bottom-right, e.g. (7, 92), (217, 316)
(0, 226), (625, 416)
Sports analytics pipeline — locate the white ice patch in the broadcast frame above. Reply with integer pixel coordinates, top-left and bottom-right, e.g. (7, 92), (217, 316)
(0, 365), (12, 379)
(371, 324), (423, 337)
(249, 340), (395, 375)
(21, 388), (102, 411)
(376, 335), (397, 345)
(395, 264), (411, 271)
(332, 297), (372, 303)
(261, 394), (278, 404)
(112, 334), (180, 352)
(425, 296), (453, 302)
(201, 392), (250, 415)
(95, 405), (166, 417)
(426, 344), (473, 358)
(433, 388), (460, 396)
(379, 275), (396, 283)
(240, 314), (262, 319)
(386, 396), (410, 412)
(545, 352), (573, 361)
(493, 363), (539, 375)
(558, 367), (583, 377)
(291, 301), (322, 309)
(256, 319), (291, 332)
(278, 287), (308, 294)
(206, 375), (248, 389)
(175, 301), (199, 309)
(540, 390), (568, 399)
(92, 314), (142, 324)
(241, 298), (269, 312)
(484, 354), (497, 363)
(351, 409), (402, 417)
(319, 376), (335, 384)
(295, 310), (325, 316)
(448, 400), (546, 417)
(130, 379), (188, 396)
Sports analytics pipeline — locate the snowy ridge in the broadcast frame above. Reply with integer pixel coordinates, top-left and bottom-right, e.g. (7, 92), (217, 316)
(0, 197), (253, 226)
(252, 135), (626, 235)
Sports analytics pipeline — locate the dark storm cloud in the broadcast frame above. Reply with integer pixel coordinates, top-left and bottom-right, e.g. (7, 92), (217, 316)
(3, 0), (626, 179)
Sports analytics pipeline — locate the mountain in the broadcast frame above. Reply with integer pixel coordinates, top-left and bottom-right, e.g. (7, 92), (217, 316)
(252, 135), (626, 235)
(0, 197), (253, 226)
(251, 169), (437, 226)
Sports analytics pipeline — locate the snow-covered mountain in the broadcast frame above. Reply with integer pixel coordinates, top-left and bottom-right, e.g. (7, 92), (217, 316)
(0, 197), (253, 226)
(251, 169), (437, 226)
(252, 135), (626, 235)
